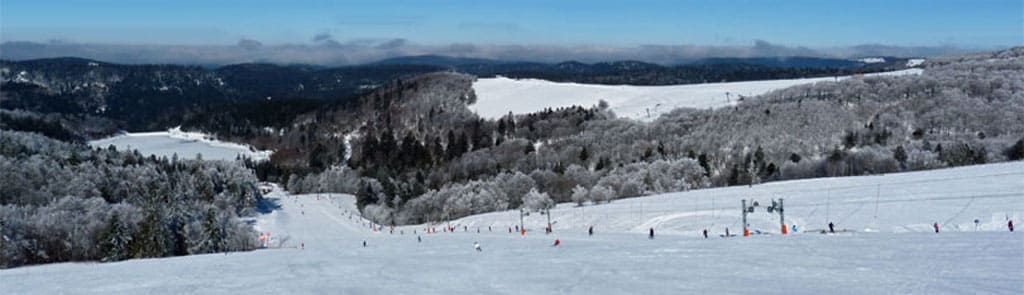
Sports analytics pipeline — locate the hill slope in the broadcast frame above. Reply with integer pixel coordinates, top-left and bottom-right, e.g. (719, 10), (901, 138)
(2, 162), (1021, 294)
(470, 69), (922, 120)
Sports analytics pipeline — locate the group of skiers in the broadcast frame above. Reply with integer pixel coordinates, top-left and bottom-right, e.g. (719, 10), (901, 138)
(368, 219), (1015, 254)
(353, 205), (1015, 252)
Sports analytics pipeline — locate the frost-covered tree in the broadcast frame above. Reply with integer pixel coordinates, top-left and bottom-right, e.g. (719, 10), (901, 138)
(570, 185), (589, 206)
(0, 130), (262, 268)
(522, 188), (553, 212)
(588, 185), (616, 204)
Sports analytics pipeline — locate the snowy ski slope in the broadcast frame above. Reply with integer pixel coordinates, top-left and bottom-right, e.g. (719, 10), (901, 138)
(2, 162), (1021, 294)
(470, 69), (923, 120)
(445, 161), (1023, 236)
(89, 127), (273, 161)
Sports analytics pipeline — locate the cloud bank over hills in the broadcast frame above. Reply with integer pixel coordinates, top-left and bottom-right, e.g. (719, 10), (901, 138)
(0, 38), (982, 66)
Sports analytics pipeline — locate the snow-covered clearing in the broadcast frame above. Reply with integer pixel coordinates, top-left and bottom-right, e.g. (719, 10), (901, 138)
(471, 69), (923, 120)
(2, 162), (1021, 294)
(89, 127), (272, 161)
(857, 57), (886, 64)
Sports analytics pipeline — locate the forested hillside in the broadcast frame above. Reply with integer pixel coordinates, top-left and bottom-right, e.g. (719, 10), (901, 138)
(0, 130), (263, 268)
(1, 55), (908, 135)
(283, 48), (1023, 226)
(0, 58), (444, 131)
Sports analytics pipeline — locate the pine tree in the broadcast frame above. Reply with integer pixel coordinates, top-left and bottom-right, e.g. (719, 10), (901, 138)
(894, 145), (908, 168)
(524, 143), (535, 155)
(697, 153), (711, 176)
(133, 210), (167, 258)
(1006, 138), (1024, 161)
(498, 119), (507, 136)
(100, 213), (132, 262)
(578, 146), (590, 163)
(200, 209), (224, 253)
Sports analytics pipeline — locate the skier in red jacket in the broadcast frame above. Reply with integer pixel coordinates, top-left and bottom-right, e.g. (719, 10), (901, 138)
(933, 222), (940, 233)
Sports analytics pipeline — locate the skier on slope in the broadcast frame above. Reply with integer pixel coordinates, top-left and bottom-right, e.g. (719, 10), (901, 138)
(1009, 220), (1015, 232)
(828, 222), (835, 233)
(703, 229), (708, 239)
(933, 222), (940, 233)
(474, 241), (482, 252)
(417, 235), (422, 243)
(649, 228), (655, 240)
(553, 239), (561, 247)
(588, 226), (594, 236)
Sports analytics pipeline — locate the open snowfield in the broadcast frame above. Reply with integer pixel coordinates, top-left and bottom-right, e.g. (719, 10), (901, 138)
(88, 127), (272, 161)
(471, 69), (923, 120)
(2, 161), (1021, 294)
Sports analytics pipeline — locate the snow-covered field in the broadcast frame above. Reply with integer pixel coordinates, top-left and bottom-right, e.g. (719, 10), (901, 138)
(471, 69), (923, 120)
(89, 127), (272, 161)
(3, 162), (1021, 294)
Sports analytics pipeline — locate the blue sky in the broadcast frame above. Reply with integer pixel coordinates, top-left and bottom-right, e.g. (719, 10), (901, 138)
(2, 0), (1021, 47)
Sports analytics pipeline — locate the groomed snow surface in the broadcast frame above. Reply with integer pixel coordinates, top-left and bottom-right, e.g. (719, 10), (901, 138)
(88, 127), (273, 161)
(471, 69), (924, 121)
(2, 161), (1021, 294)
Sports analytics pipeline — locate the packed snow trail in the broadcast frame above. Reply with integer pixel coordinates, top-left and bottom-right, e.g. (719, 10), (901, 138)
(2, 163), (1022, 294)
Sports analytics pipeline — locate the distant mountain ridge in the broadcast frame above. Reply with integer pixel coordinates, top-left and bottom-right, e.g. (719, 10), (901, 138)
(369, 54), (915, 85)
(0, 58), (444, 131)
(371, 54), (919, 69)
(1, 54), (914, 134)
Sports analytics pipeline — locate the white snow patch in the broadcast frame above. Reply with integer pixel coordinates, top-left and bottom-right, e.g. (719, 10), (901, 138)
(858, 57), (886, 63)
(471, 69), (923, 121)
(907, 58), (926, 67)
(89, 127), (273, 161)
(14, 71), (30, 83)
(343, 131), (358, 162)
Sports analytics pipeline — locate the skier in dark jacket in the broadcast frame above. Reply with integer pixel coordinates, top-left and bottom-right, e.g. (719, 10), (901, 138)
(649, 228), (655, 240)
(828, 222), (835, 233)
(588, 226), (594, 236)
(1010, 220), (1015, 232)
(933, 222), (940, 233)
(703, 229), (708, 239)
